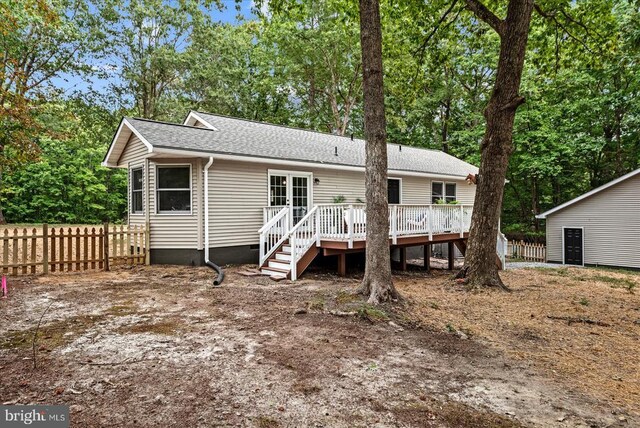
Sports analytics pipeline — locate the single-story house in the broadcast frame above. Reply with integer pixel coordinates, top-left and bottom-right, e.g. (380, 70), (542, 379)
(536, 168), (640, 269)
(103, 111), (483, 279)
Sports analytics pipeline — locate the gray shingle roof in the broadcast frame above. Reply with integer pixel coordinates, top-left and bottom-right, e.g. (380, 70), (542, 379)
(125, 112), (478, 177)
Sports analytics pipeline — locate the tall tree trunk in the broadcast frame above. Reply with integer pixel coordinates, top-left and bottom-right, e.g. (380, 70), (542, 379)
(441, 98), (451, 153)
(461, 0), (534, 289)
(358, 0), (398, 304)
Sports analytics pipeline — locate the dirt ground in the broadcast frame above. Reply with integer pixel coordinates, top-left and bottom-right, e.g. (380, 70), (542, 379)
(0, 264), (637, 427)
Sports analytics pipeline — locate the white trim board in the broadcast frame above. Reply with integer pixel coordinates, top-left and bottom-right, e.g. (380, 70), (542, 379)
(151, 147), (471, 181)
(183, 111), (219, 130)
(154, 163), (194, 216)
(537, 168), (640, 218)
(388, 177), (403, 204)
(102, 118), (154, 167)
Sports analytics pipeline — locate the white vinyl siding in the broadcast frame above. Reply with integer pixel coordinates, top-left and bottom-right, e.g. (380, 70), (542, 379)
(117, 135), (148, 166)
(545, 173), (640, 268)
(207, 159), (475, 248)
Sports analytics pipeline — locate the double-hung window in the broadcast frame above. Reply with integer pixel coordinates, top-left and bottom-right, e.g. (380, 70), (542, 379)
(131, 167), (143, 214)
(156, 165), (191, 213)
(432, 181), (456, 204)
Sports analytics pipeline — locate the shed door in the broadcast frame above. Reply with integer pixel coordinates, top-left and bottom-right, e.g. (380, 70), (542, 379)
(564, 228), (583, 265)
(388, 179), (400, 204)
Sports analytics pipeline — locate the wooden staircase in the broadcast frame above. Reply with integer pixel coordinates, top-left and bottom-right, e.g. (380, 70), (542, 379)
(260, 240), (320, 280)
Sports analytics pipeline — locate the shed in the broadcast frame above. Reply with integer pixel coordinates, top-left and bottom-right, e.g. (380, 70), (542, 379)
(536, 169), (640, 269)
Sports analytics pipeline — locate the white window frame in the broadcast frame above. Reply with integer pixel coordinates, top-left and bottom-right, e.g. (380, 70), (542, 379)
(561, 226), (585, 266)
(432, 181), (456, 204)
(130, 165), (144, 215)
(387, 177), (402, 204)
(267, 169), (314, 208)
(155, 164), (193, 215)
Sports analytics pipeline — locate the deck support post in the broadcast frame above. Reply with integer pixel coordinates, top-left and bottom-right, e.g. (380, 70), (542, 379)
(399, 247), (407, 271)
(337, 253), (346, 277)
(424, 244), (431, 272)
(447, 241), (455, 271)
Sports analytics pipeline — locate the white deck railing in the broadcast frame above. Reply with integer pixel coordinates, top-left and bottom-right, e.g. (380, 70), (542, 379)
(258, 203), (510, 279)
(315, 204), (473, 248)
(258, 206), (290, 266)
(289, 206), (319, 280)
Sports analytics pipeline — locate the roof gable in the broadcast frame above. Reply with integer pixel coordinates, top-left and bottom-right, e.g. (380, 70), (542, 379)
(536, 168), (640, 218)
(102, 118), (153, 167)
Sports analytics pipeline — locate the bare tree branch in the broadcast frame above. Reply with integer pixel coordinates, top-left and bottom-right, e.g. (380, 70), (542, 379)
(414, 0), (461, 63)
(465, 0), (505, 35)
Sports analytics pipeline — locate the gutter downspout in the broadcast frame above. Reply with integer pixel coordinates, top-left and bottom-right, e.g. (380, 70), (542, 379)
(204, 157), (224, 285)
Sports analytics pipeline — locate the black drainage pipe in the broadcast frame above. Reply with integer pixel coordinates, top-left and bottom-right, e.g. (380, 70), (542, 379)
(205, 260), (224, 286)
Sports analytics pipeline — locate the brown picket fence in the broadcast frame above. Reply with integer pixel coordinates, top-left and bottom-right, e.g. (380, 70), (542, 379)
(0, 224), (149, 276)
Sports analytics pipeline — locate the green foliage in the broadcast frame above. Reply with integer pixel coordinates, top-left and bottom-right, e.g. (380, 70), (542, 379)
(1, 101), (127, 223)
(332, 195), (346, 204)
(3, 0), (640, 231)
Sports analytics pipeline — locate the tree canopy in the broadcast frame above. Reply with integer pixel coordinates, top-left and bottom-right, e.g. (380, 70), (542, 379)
(1, 0), (638, 230)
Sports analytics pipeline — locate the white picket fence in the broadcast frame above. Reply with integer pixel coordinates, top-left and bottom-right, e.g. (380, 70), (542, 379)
(507, 240), (546, 262)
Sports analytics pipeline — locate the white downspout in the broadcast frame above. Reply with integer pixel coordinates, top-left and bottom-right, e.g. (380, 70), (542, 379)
(203, 156), (224, 285)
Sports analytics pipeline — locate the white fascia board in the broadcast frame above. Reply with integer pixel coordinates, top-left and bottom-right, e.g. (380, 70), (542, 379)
(183, 111), (218, 130)
(102, 119), (127, 167)
(102, 119), (154, 168)
(536, 168), (640, 218)
(124, 119), (154, 152)
(151, 147), (471, 181)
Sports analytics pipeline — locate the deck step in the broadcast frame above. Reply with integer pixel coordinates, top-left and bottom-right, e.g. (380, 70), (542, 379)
(261, 267), (290, 277)
(268, 260), (290, 270)
(275, 252), (292, 262)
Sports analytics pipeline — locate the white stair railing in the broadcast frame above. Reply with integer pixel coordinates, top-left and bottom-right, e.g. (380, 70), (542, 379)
(289, 206), (319, 280)
(258, 207), (290, 266)
(497, 231), (508, 269)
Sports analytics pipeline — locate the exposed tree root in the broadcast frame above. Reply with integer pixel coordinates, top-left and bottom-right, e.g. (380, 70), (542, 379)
(359, 278), (400, 305)
(455, 266), (511, 292)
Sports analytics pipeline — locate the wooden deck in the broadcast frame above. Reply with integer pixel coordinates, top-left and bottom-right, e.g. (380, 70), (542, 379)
(257, 204), (503, 280)
(319, 233), (468, 276)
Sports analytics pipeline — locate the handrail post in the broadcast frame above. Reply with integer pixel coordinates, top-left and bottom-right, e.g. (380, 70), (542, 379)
(428, 205), (433, 240)
(459, 205), (464, 237)
(391, 205), (398, 245)
(259, 231), (265, 265)
(290, 233), (297, 280)
(315, 207), (321, 246)
(347, 204), (354, 249)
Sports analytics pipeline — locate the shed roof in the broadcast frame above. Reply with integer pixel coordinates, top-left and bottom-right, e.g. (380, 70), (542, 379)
(536, 168), (640, 219)
(103, 111), (478, 178)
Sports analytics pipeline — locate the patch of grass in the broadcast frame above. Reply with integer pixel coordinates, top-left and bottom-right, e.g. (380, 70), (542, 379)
(590, 266), (640, 276)
(590, 274), (637, 293)
(307, 296), (326, 311)
(429, 302), (440, 310)
(104, 301), (138, 316)
(116, 320), (181, 335)
(255, 416), (280, 428)
(292, 381), (321, 395)
(395, 400), (524, 428)
(356, 304), (389, 321)
(335, 290), (360, 305)
(578, 297), (590, 306)
(445, 323), (456, 333)
(0, 315), (103, 350)
(438, 400), (524, 428)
